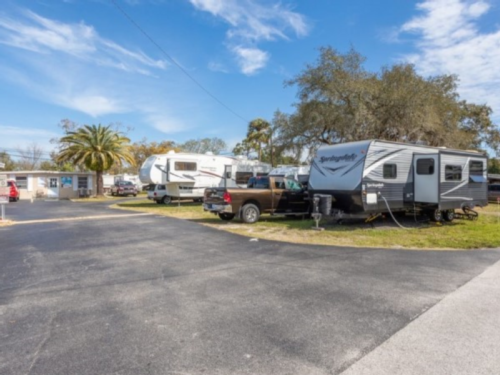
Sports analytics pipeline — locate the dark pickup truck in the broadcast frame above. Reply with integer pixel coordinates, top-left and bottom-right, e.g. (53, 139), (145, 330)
(203, 176), (310, 223)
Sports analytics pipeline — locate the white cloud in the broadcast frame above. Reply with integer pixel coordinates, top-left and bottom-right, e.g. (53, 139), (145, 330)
(189, 0), (309, 74)
(208, 61), (229, 73)
(399, 0), (500, 118)
(145, 113), (193, 134)
(232, 46), (269, 75)
(60, 95), (124, 117)
(0, 125), (59, 153)
(0, 9), (167, 75)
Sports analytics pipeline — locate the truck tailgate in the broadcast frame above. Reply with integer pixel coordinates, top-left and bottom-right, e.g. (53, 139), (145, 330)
(204, 188), (226, 204)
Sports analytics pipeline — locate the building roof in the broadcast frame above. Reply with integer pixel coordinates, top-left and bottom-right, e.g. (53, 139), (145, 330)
(4, 171), (95, 175)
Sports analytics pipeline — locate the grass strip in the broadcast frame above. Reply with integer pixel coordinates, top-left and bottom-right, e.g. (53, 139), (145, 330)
(115, 200), (500, 250)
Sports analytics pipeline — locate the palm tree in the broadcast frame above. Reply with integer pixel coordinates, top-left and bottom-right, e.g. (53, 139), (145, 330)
(55, 124), (135, 196)
(247, 118), (271, 162)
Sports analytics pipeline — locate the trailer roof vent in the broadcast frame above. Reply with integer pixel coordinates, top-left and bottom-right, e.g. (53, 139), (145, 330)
(167, 150), (176, 154)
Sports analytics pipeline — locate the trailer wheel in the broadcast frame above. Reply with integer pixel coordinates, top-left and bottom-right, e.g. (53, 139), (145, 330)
(241, 204), (260, 224)
(161, 195), (172, 205)
(443, 209), (455, 222)
(427, 209), (442, 222)
(218, 213), (235, 221)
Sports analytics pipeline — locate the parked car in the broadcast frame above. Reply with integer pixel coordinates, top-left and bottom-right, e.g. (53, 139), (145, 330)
(147, 184), (204, 205)
(147, 184), (170, 204)
(7, 180), (20, 202)
(110, 180), (137, 197)
(488, 184), (500, 202)
(203, 175), (310, 223)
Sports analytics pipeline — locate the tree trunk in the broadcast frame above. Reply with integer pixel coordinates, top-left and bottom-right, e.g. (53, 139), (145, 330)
(96, 170), (104, 197)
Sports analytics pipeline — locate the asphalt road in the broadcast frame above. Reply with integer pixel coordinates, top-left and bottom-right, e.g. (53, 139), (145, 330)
(1, 200), (500, 375)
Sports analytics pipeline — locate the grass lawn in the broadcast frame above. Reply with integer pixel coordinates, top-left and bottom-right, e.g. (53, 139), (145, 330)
(115, 200), (500, 250)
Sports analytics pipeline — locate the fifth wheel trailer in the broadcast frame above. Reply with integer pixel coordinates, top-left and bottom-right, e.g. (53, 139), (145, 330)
(308, 140), (488, 221)
(139, 151), (271, 201)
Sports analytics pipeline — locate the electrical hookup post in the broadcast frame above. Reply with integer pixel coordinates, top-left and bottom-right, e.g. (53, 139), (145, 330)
(0, 174), (8, 221)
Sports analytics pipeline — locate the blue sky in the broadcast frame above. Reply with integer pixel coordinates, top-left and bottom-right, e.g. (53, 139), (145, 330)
(1, 0), (500, 159)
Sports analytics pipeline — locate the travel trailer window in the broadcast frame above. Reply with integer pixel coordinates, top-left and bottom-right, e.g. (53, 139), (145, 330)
(416, 159), (434, 175)
(469, 161), (486, 183)
(174, 162), (197, 171)
(383, 164), (397, 179)
(78, 177), (88, 188)
(236, 172), (253, 184)
(470, 161), (483, 175)
(445, 165), (462, 181)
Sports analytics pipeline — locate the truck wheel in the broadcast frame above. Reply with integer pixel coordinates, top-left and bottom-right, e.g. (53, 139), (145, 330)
(241, 204), (260, 224)
(427, 209), (442, 222)
(161, 196), (172, 205)
(218, 213), (235, 221)
(443, 209), (455, 222)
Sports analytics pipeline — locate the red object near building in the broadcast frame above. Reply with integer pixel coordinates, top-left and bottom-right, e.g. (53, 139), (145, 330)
(7, 180), (20, 202)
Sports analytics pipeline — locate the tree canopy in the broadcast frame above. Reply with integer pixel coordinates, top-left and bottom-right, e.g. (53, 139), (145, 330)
(55, 124), (135, 196)
(179, 137), (227, 155)
(276, 46), (500, 156)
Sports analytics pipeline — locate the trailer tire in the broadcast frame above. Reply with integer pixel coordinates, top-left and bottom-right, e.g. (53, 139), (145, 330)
(241, 204), (260, 224)
(161, 196), (172, 205)
(443, 209), (455, 222)
(218, 213), (235, 221)
(427, 209), (443, 222)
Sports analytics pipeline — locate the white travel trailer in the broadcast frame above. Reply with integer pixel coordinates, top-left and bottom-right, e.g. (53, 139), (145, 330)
(308, 140), (488, 221)
(103, 174), (143, 192)
(139, 151), (271, 201)
(268, 165), (311, 187)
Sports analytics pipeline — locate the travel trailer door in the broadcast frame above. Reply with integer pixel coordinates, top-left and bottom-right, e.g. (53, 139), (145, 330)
(223, 165), (232, 188)
(413, 154), (439, 204)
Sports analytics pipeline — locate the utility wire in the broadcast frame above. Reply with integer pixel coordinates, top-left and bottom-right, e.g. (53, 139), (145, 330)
(0, 147), (53, 156)
(110, 0), (249, 124)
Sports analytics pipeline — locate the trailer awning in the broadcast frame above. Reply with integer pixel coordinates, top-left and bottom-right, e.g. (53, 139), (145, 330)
(469, 175), (486, 183)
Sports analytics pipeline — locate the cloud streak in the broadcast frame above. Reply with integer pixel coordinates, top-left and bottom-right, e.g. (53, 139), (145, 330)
(399, 0), (500, 118)
(189, 0), (309, 74)
(0, 8), (195, 134)
(0, 9), (167, 74)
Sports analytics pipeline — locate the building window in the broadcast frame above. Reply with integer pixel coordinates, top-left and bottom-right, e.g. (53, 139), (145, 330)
(78, 176), (88, 189)
(236, 172), (253, 184)
(383, 164), (397, 179)
(416, 159), (434, 175)
(15, 176), (27, 189)
(445, 165), (462, 181)
(174, 162), (197, 171)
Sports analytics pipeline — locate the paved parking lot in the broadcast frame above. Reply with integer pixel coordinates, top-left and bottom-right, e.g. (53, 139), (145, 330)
(1, 200), (500, 374)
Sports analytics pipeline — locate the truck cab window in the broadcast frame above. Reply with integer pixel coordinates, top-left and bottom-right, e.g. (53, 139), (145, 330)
(285, 178), (303, 191)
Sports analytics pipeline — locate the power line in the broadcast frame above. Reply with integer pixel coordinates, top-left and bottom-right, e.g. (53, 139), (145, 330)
(109, 0), (249, 124)
(0, 147), (54, 157)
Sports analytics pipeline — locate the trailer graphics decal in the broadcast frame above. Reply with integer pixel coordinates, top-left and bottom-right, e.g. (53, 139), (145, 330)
(311, 160), (326, 176)
(363, 149), (404, 177)
(319, 153), (358, 164)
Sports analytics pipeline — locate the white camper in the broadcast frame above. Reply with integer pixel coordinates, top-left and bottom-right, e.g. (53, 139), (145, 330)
(269, 165), (310, 187)
(308, 140), (488, 221)
(139, 151), (271, 201)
